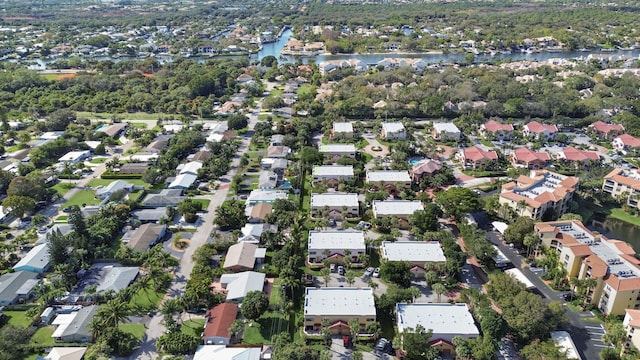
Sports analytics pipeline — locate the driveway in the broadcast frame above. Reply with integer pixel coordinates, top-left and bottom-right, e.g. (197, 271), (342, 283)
(330, 336), (380, 360)
(320, 273), (388, 296)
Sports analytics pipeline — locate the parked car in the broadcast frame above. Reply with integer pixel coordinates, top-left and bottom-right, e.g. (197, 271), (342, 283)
(342, 335), (351, 348)
(373, 267), (380, 278)
(330, 264), (336, 273)
(375, 338), (393, 354)
(364, 267), (374, 277)
(337, 265), (345, 275)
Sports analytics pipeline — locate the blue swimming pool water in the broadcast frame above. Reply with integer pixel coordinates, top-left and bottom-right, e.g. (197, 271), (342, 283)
(280, 181), (292, 189)
(95, 124), (108, 131)
(408, 157), (426, 165)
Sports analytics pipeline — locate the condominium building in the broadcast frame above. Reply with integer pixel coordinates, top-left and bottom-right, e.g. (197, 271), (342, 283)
(603, 168), (640, 209)
(307, 230), (366, 265)
(303, 288), (376, 335)
(319, 144), (356, 159)
(535, 220), (640, 315)
(499, 170), (578, 220)
(310, 193), (359, 219)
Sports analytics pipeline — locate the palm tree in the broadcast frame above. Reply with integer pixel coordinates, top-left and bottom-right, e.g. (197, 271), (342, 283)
(161, 298), (183, 331)
(582, 277), (597, 307)
(320, 267), (331, 287)
(92, 298), (130, 337)
(367, 279), (378, 291)
(432, 283), (446, 303)
(343, 249), (352, 269)
(346, 271), (356, 287)
(425, 270), (439, 287)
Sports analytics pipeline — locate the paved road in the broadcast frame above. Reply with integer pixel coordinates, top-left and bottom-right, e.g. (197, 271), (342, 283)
(485, 230), (605, 360)
(130, 106), (262, 360)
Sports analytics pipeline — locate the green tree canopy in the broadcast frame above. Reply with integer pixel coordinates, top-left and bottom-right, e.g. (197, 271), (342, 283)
(241, 290), (269, 321)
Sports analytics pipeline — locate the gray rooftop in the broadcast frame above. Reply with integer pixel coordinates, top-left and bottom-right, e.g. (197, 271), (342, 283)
(219, 271), (265, 301)
(0, 271), (38, 300)
(94, 266), (139, 294)
(396, 303), (479, 337)
(304, 287), (376, 317)
(381, 241), (446, 263)
(365, 170), (411, 183)
(60, 305), (98, 339)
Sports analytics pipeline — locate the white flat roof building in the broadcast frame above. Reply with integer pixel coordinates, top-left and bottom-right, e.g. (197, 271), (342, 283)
(381, 241), (446, 264)
(382, 122), (405, 133)
(396, 303), (480, 341)
(372, 200), (424, 218)
(550, 331), (581, 360)
(304, 287), (376, 317)
(319, 144), (356, 154)
(365, 170), (411, 184)
(333, 122), (354, 134)
(313, 165), (354, 178)
(308, 231), (365, 251)
(58, 150), (90, 164)
(505, 268), (536, 289)
(246, 189), (289, 204)
(433, 122), (461, 134)
(310, 193), (359, 208)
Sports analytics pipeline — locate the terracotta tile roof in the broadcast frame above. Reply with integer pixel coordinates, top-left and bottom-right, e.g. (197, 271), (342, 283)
(605, 168), (640, 191)
(203, 303), (238, 339)
(617, 134), (640, 148)
(512, 147), (550, 163)
(590, 121), (624, 134)
(583, 255), (609, 278)
(525, 121), (558, 134)
(411, 159), (442, 175)
(559, 147), (599, 162)
(566, 243), (592, 257)
(463, 146), (498, 162)
(483, 120), (514, 133)
(625, 309), (640, 328)
(611, 240), (636, 255)
(605, 274), (640, 292)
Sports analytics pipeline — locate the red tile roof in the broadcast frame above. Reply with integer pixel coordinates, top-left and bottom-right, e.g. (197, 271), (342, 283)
(625, 309), (640, 328)
(616, 134), (640, 148)
(463, 146), (498, 162)
(483, 120), (514, 133)
(605, 168), (640, 191)
(559, 147), (599, 162)
(203, 303), (238, 340)
(590, 121), (625, 135)
(512, 147), (550, 163)
(525, 121), (558, 134)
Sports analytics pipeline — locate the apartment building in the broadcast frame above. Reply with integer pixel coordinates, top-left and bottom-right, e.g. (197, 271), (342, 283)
(303, 287), (376, 335)
(499, 170), (578, 220)
(535, 220), (640, 315)
(603, 168), (640, 209)
(307, 230), (366, 265)
(310, 193), (359, 219)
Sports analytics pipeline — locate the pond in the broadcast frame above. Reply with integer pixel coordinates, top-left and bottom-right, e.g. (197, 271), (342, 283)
(589, 216), (640, 252)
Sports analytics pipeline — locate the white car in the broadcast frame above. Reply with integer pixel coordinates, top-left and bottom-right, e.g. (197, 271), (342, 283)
(364, 267), (374, 277)
(372, 267), (380, 278)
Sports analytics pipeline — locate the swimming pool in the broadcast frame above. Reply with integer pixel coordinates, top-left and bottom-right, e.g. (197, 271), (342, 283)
(408, 157), (426, 165)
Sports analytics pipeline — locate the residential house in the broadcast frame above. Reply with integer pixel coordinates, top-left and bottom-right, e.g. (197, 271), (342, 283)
(248, 203), (273, 223)
(556, 146), (600, 168)
(178, 161), (203, 175)
(246, 189), (289, 206)
(125, 223), (167, 251)
(535, 220), (640, 315)
(332, 122), (354, 139)
(479, 120), (514, 140)
(258, 170), (279, 190)
(95, 180), (134, 199)
(118, 163), (149, 175)
(602, 168), (640, 209)
(304, 287), (376, 335)
(260, 158), (288, 172)
(168, 173), (197, 190)
(310, 193), (359, 219)
(623, 309), (640, 351)
(613, 134), (640, 155)
(223, 242), (266, 272)
(97, 123), (127, 138)
(270, 134), (285, 146)
(193, 345), (262, 360)
(203, 303), (239, 345)
(142, 189), (185, 208)
(588, 121), (625, 139)
(131, 208), (170, 223)
(432, 123), (461, 141)
(499, 170), (578, 220)
(0, 271), (39, 305)
(145, 136), (171, 154)
(371, 200), (424, 221)
(59, 151), (91, 164)
(42, 347), (88, 360)
(265, 145), (291, 159)
(381, 122), (406, 140)
(191, 150), (212, 162)
(319, 144), (356, 159)
(381, 241), (446, 278)
(219, 271), (266, 302)
(13, 243), (50, 273)
(410, 159), (442, 183)
(523, 121), (558, 140)
(92, 266), (139, 294)
(510, 147), (551, 170)
(396, 303), (480, 356)
(312, 165), (354, 186)
(127, 153), (159, 163)
(365, 171), (411, 192)
(239, 223), (277, 243)
(53, 305), (97, 343)
(307, 230), (365, 265)
(456, 146), (498, 170)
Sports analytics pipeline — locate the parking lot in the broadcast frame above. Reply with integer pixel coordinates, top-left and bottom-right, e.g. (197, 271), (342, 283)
(321, 273), (388, 296)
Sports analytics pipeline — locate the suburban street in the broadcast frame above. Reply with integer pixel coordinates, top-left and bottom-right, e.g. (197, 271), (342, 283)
(130, 101), (263, 360)
(486, 230), (607, 360)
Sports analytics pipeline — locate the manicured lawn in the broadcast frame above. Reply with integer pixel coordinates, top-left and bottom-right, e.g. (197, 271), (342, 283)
(90, 157), (108, 164)
(269, 278), (283, 306)
(609, 208), (640, 227)
(242, 312), (288, 345)
(4, 310), (33, 328)
(129, 280), (163, 309)
(181, 319), (205, 337)
(119, 323), (146, 340)
(87, 178), (148, 188)
(25, 354), (42, 360)
(30, 326), (55, 345)
(128, 191), (144, 202)
(192, 198), (211, 209)
(54, 215), (68, 223)
(63, 190), (101, 207)
(52, 182), (75, 197)
(480, 139), (494, 147)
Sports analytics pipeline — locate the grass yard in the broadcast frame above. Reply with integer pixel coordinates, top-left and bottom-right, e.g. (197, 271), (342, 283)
(242, 312), (288, 345)
(609, 208), (640, 227)
(119, 323), (146, 340)
(128, 191), (144, 202)
(63, 190), (101, 207)
(3, 310), (33, 328)
(129, 280), (163, 309)
(89, 157), (108, 164)
(88, 178), (148, 188)
(25, 354), (42, 360)
(29, 326), (55, 345)
(52, 182), (75, 197)
(54, 215), (68, 223)
(269, 278), (283, 306)
(192, 198), (211, 209)
(181, 319), (205, 337)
